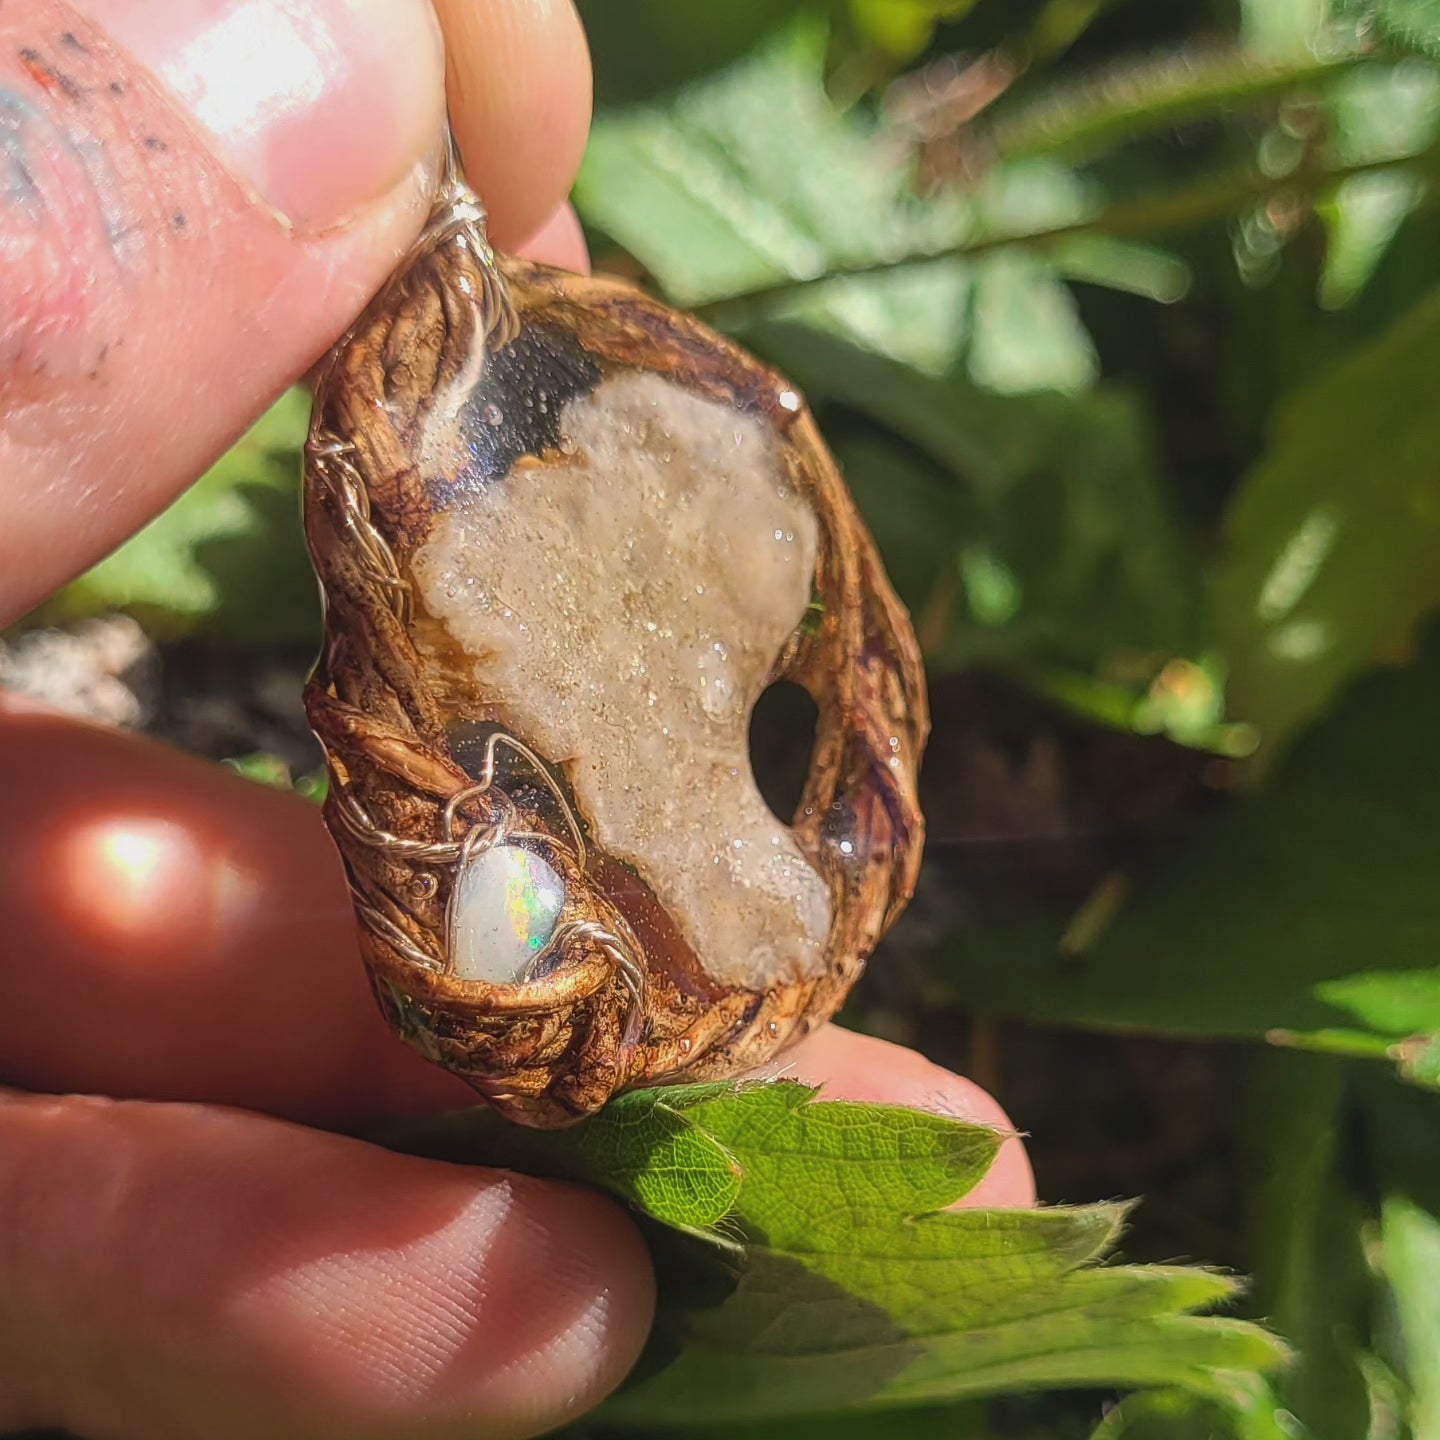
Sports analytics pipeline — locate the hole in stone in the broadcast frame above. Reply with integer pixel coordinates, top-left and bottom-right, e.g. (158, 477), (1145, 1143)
(749, 680), (819, 825)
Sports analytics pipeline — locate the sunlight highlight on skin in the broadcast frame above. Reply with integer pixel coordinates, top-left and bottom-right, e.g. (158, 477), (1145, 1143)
(53, 814), (264, 963)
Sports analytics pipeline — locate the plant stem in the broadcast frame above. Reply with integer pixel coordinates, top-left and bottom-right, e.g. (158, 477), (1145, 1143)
(697, 144), (1440, 324)
(988, 50), (1360, 165)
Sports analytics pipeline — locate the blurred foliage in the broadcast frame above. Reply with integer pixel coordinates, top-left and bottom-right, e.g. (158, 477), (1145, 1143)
(26, 0), (1440, 1434)
(40, 389), (317, 645)
(221, 751), (327, 802)
(1211, 288), (1440, 762)
(942, 623), (1440, 1087)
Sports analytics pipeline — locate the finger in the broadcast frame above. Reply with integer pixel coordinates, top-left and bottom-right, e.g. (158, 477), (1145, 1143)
(0, 0), (442, 621)
(0, 698), (472, 1126)
(0, 1088), (653, 1440)
(517, 201), (590, 273)
(782, 1026), (1037, 1208)
(0, 0), (591, 623)
(0, 702), (1027, 1205)
(436, 0), (592, 251)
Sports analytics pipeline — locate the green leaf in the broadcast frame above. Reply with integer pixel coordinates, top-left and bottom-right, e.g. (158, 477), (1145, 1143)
(389, 1085), (743, 1231)
(222, 753), (328, 803)
(579, 0), (812, 103)
(1355, 0), (1440, 56)
(44, 389), (317, 647)
(681, 1400), (988, 1440)
(663, 1082), (1002, 1241)
(1240, 0), (1329, 57)
(1380, 1195), (1440, 1439)
(1244, 1054), (1375, 1439)
(576, 21), (1104, 383)
(989, 47), (1359, 167)
(1364, 1080), (1440, 1439)
(1088, 1384), (1292, 1440)
(940, 626), (1440, 1090)
(391, 1081), (1284, 1424)
(578, 22), (962, 312)
(847, 0), (979, 63)
(1318, 60), (1440, 307)
(1211, 286), (1440, 764)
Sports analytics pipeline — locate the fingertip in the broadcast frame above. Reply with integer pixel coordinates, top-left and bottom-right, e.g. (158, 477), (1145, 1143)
(247, 1161), (657, 1436)
(437, 0), (593, 248)
(515, 203), (591, 274)
(0, 1092), (655, 1439)
(449, 1175), (656, 1432)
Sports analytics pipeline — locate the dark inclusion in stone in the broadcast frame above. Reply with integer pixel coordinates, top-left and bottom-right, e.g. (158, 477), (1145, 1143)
(441, 325), (602, 495)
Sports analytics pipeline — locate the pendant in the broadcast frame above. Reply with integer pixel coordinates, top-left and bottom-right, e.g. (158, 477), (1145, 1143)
(303, 152), (927, 1127)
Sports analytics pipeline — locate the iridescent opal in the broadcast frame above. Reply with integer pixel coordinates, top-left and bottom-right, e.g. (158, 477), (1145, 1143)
(450, 844), (566, 984)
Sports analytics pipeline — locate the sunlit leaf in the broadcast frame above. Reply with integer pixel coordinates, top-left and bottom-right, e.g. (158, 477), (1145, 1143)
(847, 0), (979, 63)
(390, 1081), (1283, 1424)
(1351, 0), (1440, 56)
(1239, 0), (1331, 56)
(222, 752), (328, 803)
(989, 45), (1355, 164)
(1380, 1195), (1440, 1437)
(1319, 59), (1440, 307)
(389, 1085), (744, 1231)
(1088, 1382), (1293, 1440)
(1210, 285), (1440, 764)
(575, 22), (1101, 382)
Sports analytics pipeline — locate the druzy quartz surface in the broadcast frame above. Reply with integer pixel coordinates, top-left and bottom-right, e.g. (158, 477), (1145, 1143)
(414, 366), (833, 990)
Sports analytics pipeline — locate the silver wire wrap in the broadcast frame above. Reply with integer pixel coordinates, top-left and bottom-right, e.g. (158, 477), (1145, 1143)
(331, 729), (647, 1029)
(308, 128), (645, 1026)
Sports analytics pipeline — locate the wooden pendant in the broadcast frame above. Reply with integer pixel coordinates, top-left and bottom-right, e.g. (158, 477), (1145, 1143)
(304, 169), (927, 1127)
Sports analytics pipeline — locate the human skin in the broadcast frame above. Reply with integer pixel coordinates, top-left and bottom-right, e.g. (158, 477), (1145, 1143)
(0, 2), (1036, 1437)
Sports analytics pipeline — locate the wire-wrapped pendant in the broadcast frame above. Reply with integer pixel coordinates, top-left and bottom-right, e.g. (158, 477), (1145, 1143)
(304, 159), (927, 1127)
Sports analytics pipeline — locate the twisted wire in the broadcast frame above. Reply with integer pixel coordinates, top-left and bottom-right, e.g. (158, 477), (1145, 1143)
(311, 160), (642, 1025)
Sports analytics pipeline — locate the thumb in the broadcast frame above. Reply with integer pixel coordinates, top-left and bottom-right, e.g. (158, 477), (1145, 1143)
(1, 0), (589, 624)
(0, 1089), (654, 1439)
(1, 0), (447, 622)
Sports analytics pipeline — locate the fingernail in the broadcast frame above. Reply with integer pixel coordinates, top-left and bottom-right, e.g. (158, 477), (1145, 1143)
(77, 0), (445, 232)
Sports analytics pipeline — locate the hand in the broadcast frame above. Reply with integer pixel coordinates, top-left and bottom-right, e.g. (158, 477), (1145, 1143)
(0, 2), (1035, 1436)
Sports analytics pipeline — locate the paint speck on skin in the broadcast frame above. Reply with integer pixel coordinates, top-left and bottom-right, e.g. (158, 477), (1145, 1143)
(0, 12), (209, 387)
(1, 37), (151, 270)
(17, 46), (83, 103)
(0, 50), (148, 379)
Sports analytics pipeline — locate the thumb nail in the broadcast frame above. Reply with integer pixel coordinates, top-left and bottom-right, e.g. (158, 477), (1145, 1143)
(74, 0), (445, 232)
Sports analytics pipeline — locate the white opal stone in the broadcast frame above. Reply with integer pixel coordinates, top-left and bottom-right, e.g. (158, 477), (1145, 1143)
(449, 844), (566, 985)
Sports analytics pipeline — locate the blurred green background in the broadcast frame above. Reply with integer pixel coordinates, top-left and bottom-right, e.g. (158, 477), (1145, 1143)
(12, 0), (1440, 1435)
